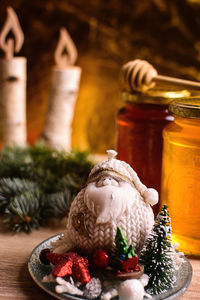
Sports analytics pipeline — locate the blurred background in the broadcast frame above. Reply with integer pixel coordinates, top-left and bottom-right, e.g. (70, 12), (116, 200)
(0, 0), (200, 153)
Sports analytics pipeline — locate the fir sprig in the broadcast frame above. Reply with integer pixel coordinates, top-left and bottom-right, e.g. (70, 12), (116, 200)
(0, 144), (94, 233)
(4, 190), (42, 233)
(43, 190), (76, 219)
(0, 178), (37, 212)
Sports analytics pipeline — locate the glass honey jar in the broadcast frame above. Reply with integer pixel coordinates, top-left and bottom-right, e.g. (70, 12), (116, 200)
(117, 87), (190, 216)
(161, 98), (200, 256)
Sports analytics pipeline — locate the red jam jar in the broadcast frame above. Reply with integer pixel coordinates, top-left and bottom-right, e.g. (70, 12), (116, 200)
(116, 87), (190, 215)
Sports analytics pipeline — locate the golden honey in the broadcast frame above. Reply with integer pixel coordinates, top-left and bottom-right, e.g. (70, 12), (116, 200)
(161, 98), (200, 256)
(117, 87), (190, 216)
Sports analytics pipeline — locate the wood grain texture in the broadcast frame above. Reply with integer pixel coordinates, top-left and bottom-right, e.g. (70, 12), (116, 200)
(0, 219), (199, 300)
(0, 219), (65, 300)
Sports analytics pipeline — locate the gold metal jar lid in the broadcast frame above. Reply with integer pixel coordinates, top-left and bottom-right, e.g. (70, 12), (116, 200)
(169, 98), (200, 119)
(122, 84), (190, 105)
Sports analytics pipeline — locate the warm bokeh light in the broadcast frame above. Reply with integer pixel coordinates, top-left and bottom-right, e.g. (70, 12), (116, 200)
(0, 0), (200, 152)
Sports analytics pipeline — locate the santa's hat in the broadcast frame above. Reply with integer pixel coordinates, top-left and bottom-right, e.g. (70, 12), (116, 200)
(87, 150), (158, 207)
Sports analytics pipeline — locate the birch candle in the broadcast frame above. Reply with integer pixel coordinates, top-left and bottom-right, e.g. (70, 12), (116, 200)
(42, 27), (81, 151)
(0, 7), (27, 147)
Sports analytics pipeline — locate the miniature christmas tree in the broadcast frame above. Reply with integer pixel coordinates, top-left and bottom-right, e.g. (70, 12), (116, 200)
(111, 227), (137, 270)
(115, 227), (136, 260)
(139, 205), (175, 295)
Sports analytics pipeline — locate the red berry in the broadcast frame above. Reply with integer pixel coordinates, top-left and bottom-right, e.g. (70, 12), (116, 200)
(93, 249), (110, 268)
(39, 248), (51, 265)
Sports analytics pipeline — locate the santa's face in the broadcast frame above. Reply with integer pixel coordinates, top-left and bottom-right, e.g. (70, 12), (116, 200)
(84, 174), (141, 224)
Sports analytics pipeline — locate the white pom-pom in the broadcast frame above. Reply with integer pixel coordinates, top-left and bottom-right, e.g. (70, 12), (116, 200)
(118, 279), (145, 300)
(143, 188), (158, 206)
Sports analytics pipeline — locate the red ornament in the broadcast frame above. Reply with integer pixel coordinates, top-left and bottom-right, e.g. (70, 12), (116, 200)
(121, 256), (138, 273)
(46, 251), (91, 284)
(93, 249), (110, 268)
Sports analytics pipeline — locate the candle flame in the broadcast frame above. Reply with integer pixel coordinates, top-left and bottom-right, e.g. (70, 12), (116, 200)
(54, 27), (77, 67)
(0, 6), (24, 59)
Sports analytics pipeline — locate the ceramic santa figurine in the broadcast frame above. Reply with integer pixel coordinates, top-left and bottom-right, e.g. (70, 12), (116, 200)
(53, 150), (158, 254)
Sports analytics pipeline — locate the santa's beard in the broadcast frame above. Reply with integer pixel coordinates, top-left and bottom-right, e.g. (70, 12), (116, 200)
(84, 179), (142, 224)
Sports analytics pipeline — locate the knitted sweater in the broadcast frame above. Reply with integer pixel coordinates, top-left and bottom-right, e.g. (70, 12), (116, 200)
(60, 188), (154, 254)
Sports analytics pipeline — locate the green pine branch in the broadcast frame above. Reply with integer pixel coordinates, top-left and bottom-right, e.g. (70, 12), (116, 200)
(0, 178), (37, 212)
(0, 144), (94, 233)
(42, 189), (76, 219)
(4, 187), (42, 233)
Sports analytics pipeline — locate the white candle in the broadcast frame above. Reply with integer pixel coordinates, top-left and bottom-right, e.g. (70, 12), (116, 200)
(42, 28), (81, 151)
(0, 7), (27, 147)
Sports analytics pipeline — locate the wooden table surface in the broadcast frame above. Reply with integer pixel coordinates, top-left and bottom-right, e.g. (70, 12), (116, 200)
(0, 220), (199, 300)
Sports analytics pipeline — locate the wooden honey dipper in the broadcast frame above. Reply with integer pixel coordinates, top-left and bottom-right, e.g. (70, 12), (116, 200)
(121, 59), (200, 92)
